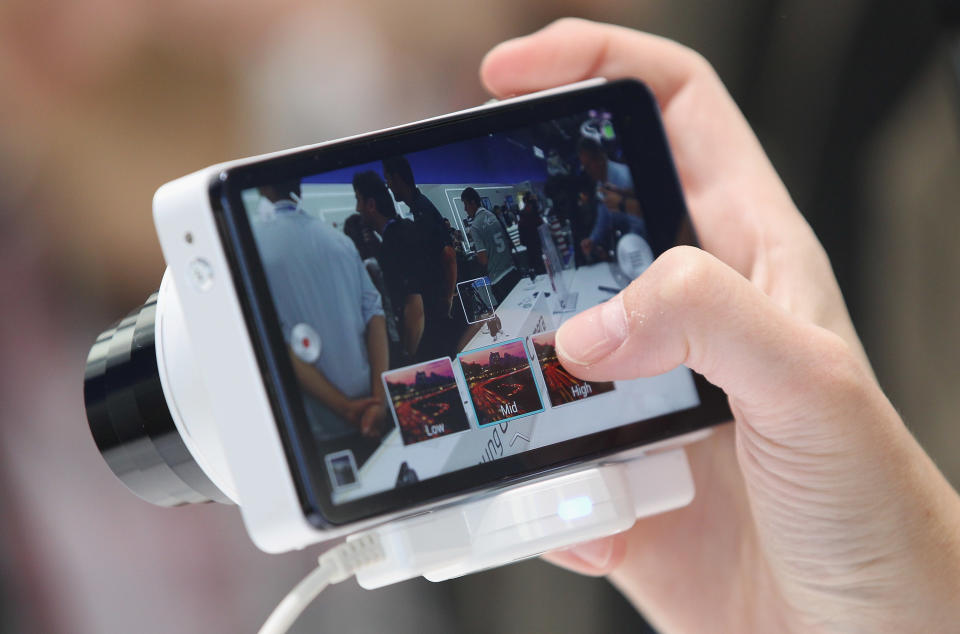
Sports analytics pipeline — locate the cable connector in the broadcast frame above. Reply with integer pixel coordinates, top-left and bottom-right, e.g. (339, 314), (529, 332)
(258, 532), (386, 634)
(317, 532), (386, 584)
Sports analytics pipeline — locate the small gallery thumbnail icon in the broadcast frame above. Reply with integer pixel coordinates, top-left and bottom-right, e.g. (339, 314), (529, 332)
(457, 276), (496, 324)
(325, 450), (359, 489)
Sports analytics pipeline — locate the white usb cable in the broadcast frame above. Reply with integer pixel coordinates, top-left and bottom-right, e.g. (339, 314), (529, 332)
(258, 532), (386, 634)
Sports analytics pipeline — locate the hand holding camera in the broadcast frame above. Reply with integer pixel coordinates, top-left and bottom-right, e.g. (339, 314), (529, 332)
(483, 18), (960, 633)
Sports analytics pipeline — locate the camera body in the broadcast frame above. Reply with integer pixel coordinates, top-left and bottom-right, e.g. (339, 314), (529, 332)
(87, 79), (730, 568)
(155, 165), (320, 552)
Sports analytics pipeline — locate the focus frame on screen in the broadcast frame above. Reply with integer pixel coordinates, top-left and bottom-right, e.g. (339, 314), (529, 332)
(209, 79), (731, 527)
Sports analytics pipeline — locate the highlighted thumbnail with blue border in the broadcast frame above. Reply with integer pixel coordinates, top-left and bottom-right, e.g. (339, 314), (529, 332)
(458, 338), (544, 427)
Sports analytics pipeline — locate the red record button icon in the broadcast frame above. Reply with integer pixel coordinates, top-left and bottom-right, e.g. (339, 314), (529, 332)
(291, 323), (321, 363)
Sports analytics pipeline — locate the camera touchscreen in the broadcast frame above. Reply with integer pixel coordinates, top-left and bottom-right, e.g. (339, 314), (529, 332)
(242, 104), (706, 505)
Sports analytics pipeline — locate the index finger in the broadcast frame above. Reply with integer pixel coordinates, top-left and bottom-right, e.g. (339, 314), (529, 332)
(481, 18), (705, 107)
(480, 19), (774, 196)
(479, 19), (804, 277)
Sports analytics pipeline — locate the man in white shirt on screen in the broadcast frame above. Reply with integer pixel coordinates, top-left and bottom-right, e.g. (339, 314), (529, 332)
(461, 186), (522, 304)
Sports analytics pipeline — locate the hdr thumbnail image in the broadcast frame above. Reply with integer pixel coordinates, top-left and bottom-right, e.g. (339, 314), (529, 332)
(382, 357), (470, 445)
(531, 331), (615, 407)
(458, 339), (544, 426)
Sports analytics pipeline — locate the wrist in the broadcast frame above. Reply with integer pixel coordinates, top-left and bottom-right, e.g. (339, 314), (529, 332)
(331, 394), (353, 420)
(893, 459), (960, 631)
(759, 415), (960, 633)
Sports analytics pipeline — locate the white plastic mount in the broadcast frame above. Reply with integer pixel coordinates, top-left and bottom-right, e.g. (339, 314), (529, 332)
(353, 448), (694, 588)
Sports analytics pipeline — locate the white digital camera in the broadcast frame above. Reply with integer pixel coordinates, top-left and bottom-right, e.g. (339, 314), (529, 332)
(83, 78), (729, 589)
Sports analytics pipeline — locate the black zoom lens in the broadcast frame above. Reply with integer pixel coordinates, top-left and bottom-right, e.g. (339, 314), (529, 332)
(83, 293), (228, 506)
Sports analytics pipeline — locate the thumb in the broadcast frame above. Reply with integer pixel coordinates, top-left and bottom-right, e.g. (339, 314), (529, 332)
(556, 246), (867, 430)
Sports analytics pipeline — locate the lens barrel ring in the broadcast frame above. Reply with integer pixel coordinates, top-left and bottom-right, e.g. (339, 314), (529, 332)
(84, 293), (228, 507)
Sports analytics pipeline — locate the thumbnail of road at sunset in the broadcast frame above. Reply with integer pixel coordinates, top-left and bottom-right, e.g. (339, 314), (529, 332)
(383, 357), (470, 445)
(459, 340), (543, 426)
(531, 331), (615, 407)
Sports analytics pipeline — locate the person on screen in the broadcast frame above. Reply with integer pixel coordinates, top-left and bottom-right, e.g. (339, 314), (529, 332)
(343, 213), (401, 358)
(255, 182), (388, 441)
(461, 187), (521, 304)
(577, 136), (646, 258)
(342, 213), (379, 260)
(518, 192), (546, 275)
(381, 156), (458, 320)
(496, 204), (516, 227)
(442, 216), (465, 251)
(354, 170), (448, 363)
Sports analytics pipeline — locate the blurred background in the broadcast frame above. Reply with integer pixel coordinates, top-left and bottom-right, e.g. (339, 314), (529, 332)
(1, 0), (958, 632)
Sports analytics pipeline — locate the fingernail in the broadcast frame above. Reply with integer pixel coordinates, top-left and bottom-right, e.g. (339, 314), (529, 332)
(570, 539), (614, 569)
(556, 296), (628, 365)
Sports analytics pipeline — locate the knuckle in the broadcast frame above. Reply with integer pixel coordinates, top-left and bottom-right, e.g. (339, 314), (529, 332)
(651, 246), (718, 310)
(681, 47), (715, 78)
(657, 38), (717, 85)
(806, 327), (869, 396)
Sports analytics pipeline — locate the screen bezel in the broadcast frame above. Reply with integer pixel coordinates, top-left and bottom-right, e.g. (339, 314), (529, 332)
(209, 79), (732, 527)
